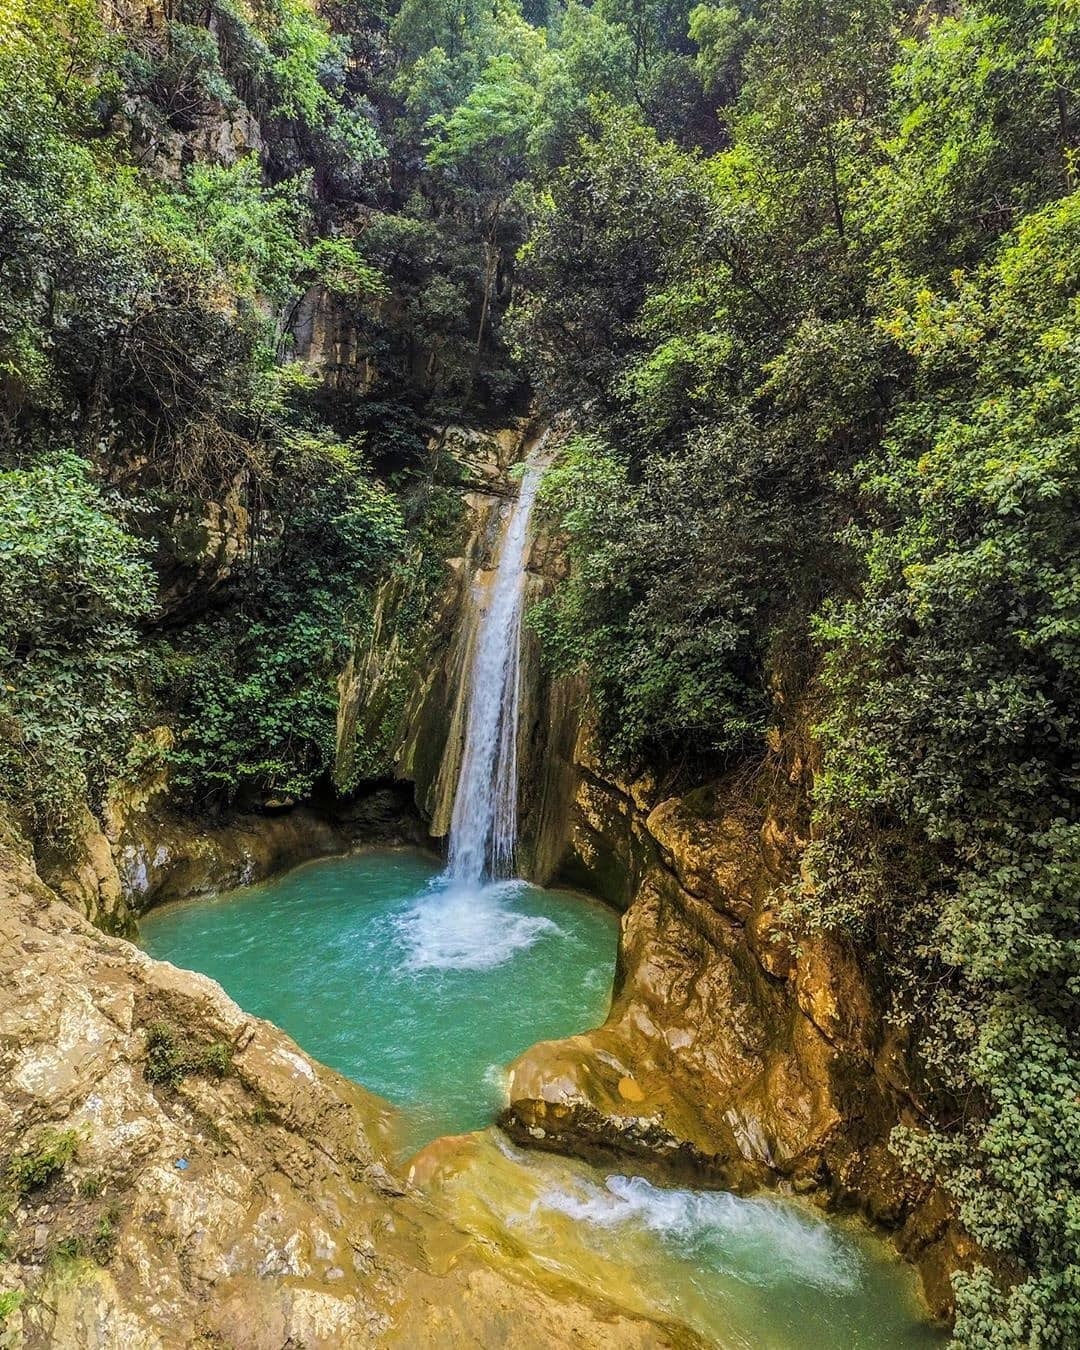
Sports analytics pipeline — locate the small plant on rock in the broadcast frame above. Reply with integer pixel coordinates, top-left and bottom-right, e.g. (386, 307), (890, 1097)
(144, 1021), (232, 1088)
(5, 1129), (81, 1195)
(77, 1173), (102, 1199)
(0, 1290), (24, 1326)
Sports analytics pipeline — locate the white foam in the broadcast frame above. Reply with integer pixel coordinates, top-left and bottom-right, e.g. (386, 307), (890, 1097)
(395, 879), (560, 972)
(482, 1062), (512, 1103)
(535, 1174), (861, 1292)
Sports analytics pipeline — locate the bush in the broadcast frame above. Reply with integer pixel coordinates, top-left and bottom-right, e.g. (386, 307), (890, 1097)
(144, 1022), (232, 1088)
(157, 434), (406, 806)
(0, 455), (154, 835)
(6, 1128), (81, 1194)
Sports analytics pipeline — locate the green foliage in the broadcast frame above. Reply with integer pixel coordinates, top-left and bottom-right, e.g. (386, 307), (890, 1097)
(863, 3), (1078, 276)
(77, 1174), (103, 1200)
(0, 0), (143, 413)
(811, 190), (1080, 1348)
(150, 159), (313, 306)
(136, 0), (384, 168)
(87, 1204), (123, 1265)
(0, 0), (410, 830)
(512, 104), (716, 410)
(519, 2), (1080, 1343)
(531, 434), (768, 763)
(529, 2), (637, 163)
(0, 0), (365, 467)
(689, 2), (758, 100)
(45, 1206), (120, 1268)
(0, 455), (154, 835)
(0, 1291), (23, 1324)
(157, 435), (406, 805)
(129, 21), (238, 129)
(144, 1021), (232, 1088)
(6, 1129), (81, 1195)
(427, 51), (539, 179)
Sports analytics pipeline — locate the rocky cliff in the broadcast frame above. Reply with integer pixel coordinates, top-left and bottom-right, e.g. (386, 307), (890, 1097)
(497, 726), (971, 1321)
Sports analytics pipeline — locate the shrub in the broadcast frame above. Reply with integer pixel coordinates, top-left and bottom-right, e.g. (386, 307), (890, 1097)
(0, 455), (154, 836)
(6, 1128), (81, 1194)
(144, 1022), (232, 1088)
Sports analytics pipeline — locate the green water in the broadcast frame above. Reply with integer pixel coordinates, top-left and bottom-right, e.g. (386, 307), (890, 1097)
(141, 848), (939, 1349)
(140, 848), (618, 1147)
(428, 1134), (942, 1350)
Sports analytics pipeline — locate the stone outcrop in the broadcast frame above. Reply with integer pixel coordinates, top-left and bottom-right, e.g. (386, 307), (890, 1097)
(102, 725), (423, 917)
(291, 283), (377, 395)
(499, 733), (973, 1321)
(0, 823), (698, 1348)
(29, 720), (426, 936)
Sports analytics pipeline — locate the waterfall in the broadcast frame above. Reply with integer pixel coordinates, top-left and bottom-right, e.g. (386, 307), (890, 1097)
(446, 452), (546, 884)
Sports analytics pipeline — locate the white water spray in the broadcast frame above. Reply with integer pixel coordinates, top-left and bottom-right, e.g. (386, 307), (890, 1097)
(446, 450), (547, 884)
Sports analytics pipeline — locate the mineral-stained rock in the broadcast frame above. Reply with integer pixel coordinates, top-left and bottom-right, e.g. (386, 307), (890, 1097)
(501, 747), (966, 1322)
(98, 723), (425, 915)
(35, 805), (129, 936)
(0, 824), (696, 1347)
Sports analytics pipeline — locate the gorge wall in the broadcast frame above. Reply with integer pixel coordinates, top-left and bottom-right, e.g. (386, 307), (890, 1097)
(504, 743), (970, 1320)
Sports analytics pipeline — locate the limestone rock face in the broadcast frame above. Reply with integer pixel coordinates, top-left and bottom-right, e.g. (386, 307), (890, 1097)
(156, 486), (252, 616)
(35, 805), (129, 936)
(0, 828), (693, 1348)
(292, 283), (377, 394)
(500, 742), (966, 1320)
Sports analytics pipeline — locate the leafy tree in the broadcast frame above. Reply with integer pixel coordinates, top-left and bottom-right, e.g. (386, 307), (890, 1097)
(511, 104), (715, 410)
(157, 436), (406, 805)
(521, 5), (1080, 1342)
(811, 189), (1080, 1349)
(0, 455), (154, 834)
(859, 1), (1078, 277)
(530, 3), (638, 164)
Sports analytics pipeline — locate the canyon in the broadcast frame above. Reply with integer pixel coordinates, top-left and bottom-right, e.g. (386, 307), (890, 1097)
(1, 425), (959, 1346)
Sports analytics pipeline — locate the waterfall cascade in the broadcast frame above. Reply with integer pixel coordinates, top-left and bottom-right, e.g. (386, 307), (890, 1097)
(446, 450), (547, 884)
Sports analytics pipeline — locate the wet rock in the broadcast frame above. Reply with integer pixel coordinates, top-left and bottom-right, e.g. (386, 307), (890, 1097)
(506, 739), (963, 1321)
